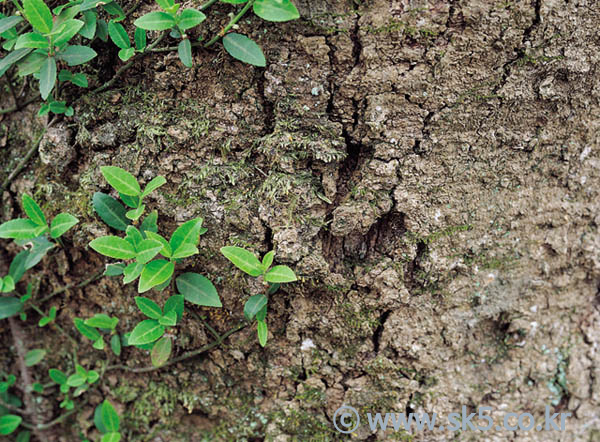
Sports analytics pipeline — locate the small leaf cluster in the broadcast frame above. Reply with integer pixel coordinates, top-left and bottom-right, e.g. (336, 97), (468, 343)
(0, 374), (25, 438)
(221, 246), (297, 346)
(49, 363), (99, 410)
(0, 194), (78, 321)
(94, 400), (122, 442)
(74, 314), (121, 354)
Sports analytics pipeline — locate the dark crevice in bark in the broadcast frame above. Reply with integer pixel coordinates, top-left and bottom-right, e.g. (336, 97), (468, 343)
(372, 310), (390, 353)
(256, 70), (275, 136)
(406, 240), (428, 293)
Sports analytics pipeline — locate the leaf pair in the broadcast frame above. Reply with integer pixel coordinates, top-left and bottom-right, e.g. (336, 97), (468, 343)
(220, 246), (297, 282)
(0, 194), (78, 240)
(108, 21), (146, 61)
(95, 400), (121, 442)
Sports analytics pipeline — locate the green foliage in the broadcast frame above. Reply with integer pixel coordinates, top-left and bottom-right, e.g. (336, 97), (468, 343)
(0, 0), (299, 116)
(221, 246), (297, 346)
(95, 400), (122, 441)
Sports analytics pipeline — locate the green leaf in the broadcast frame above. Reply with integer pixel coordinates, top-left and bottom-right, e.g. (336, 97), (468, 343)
(0, 16), (23, 34)
(66, 372), (86, 387)
(256, 303), (267, 321)
(48, 368), (67, 385)
(102, 1), (125, 19)
(16, 430), (31, 442)
(17, 51), (46, 77)
(244, 294), (267, 321)
(0, 297), (22, 319)
(123, 262), (143, 284)
(128, 319), (164, 345)
(253, 0), (299, 22)
(220, 246), (263, 276)
(1, 276), (15, 293)
(125, 204), (144, 221)
(151, 337), (171, 367)
(0, 414), (22, 435)
(264, 265), (297, 283)
(21, 194), (46, 226)
(139, 211), (158, 236)
(25, 349), (46, 367)
(177, 9), (206, 30)
(220, 0), (248, 3)
(0, 219), (42, 239)
(169, 218), (203, 253)
(155, 0), (174, 9)
(108, 21), (130, 49)
(262, 250), (275, 270)
(164, 295), (184, 321)
(110, 334), (121, 356)
(138, 260), (174, 293)
(158, 310), (176, 326)
(89, 236), (137, 260)
(58, 45), (97, 66)
(54, 19), (84, 46)
(79, 10), (97, 39)
(120, 193), (140, 209)
(257, 320), (268, 347)
(8, 251), (29, 283)
(93, 337), (104, 350)
(93, 192), (131, 231)
(118, 47), (135, 61)
(177, 38), (192, 67)
(23, 0), (53, 34)
(104, 263), (126, 276)
(15, 32), (49, 49)
(101, 400), (120, 432)
(135, 296), (162, 319)
(134, 27), (146, 50)
(16, 236), (54, 270)
(222, 33), (266, 67)
(101, 432), (121, 442)
(136, 239), (163, 264)
(39, 56), (56, 100)
(97, 19), (108, 41)
(176, 273), (221, 307)
(134, 12), (176, 30)
(50, 213), (78, 238)
(74, 318), (101, 341)
(32, 382), (44, 393)
(125, 225), (143, 249)
(144, 231), (172, 258)
(0, 49), (32, 78)
(84, 314), (118, 329)
(101, 166), (141, 196)
(171, 243), (198, 259)
(141, 176), (166, 197)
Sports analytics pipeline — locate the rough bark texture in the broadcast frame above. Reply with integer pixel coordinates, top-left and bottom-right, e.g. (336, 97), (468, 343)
(2, 0), (600, 440)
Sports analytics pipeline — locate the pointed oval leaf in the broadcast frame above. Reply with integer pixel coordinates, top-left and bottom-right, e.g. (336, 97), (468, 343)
(0, 297), (22, 319)
(170, 243), (198, 259)
(134, 12), (176, 30)
(110, 334), (121, 356)
(136, 239), (163, 264)
(140, 211), (158, 236)
(58, 45), (97, 66)
(84, 313), (118, 329)
(175, 272), (221, 307)
(48, 368), (67, 384)
(50, 213), (78, 238)
(134, 296), (162, 319)
(105, 263), (125, 276)
(151, 337), (171, 367)
(107, 21), (130, 49)
(24, 349), (46, 367)
(220, 246), (263, 276)
(140, 175), (166, 197)
(0, 16), (23, 34)
(74, 318), (101, 341)
(134, 27), (146, 50)
(21, 194), (46, 226)
(0, 219), (41, 239)
(15, 32), (49, 49)
(100, 166), (141, 196)
(122, 262), (143, 284)
(264, 265), (297, 283)
(101, 400), (119, 432)
(257, 320), (268, 347)
(0, 48), (33, 78)
(128, 319), (164, 345)
(164, 294), (184, 321)
(177, 38), (192, 67)
(158, 310), (176, 326)
(222, 33), (265, 67)
(169, 218), (203, 252)
(89, 236), (136, 259)
(54, 19), (84, 46)
(144, 231), (172, 258)
(125, 225), (143, 249)
(244, 294), (267, 321)
(79, 10), (97, 39)
(262, 250), (274, 270)
(23, 0), (53, 34)
(177, 9), (206, 30)
(101, 432), (121, 442)
(0, 414), (22, 435)
(93, 192), (130, 231)
(253, 0), (299, 22)
(138, 260), (174, 293)
(39, 56), (56, 100)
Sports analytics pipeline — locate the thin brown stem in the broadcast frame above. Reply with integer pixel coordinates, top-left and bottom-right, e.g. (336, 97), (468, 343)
(106, 322), (247, 373)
